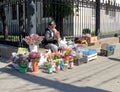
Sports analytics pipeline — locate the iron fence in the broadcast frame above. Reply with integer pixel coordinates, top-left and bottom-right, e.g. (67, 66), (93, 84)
(0, 0), (120, 47)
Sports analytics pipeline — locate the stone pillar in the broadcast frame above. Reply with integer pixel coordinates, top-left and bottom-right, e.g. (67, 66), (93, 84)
(27, 0), (36, 35)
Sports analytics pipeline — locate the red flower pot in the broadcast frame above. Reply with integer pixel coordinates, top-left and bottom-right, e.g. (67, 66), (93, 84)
(69, 62), (74, 69)
(32, 60), (39, 74)
(55, 66), (60, 73)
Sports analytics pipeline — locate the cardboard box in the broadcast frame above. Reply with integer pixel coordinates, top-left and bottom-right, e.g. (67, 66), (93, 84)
(89, 36), (98, 43)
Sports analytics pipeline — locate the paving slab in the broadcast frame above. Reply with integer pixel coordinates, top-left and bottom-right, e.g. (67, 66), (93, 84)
(0, 43), (120, 92)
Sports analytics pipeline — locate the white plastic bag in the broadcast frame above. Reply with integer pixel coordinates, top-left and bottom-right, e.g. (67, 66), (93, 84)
(58, 40), (67, 48)
(38, 53), (47, 66)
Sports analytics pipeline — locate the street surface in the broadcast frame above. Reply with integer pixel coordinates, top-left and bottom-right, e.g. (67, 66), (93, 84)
(0, 43), (120, 92)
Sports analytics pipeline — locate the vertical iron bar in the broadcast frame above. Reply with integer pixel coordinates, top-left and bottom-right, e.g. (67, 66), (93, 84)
(95, 0), (100, 39)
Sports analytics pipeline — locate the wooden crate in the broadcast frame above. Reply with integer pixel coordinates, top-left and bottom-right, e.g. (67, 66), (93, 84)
(89, 36), (98, 43)
(83, 53), (97, 63)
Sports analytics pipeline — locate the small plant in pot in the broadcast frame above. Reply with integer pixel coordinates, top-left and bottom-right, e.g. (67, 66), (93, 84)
(29, 51), (40, 73)
(82, 28), (91, 35)
(18, 54), (29, 73)
(69, 58), (74, 69)
(48, 62), (53, 74)
(55, 59), (60, 73)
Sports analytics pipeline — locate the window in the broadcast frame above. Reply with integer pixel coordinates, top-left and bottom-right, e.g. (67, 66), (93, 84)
(12, 4), (17, 20)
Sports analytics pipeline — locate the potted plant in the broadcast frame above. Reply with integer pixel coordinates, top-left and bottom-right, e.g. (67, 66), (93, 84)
(48, 62), (53, 74)
(55, 59), (60, 73)
(9, 53), (29, 73)
(64, 47), (72, 58)
(69, 58), (74, 69)
(23, 34), (43, 52)
(82, 28), (91, 35)
(29, 51), (40, 73)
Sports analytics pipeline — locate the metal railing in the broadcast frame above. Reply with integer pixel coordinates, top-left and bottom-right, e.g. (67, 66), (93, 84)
(0, 0), (120, 47)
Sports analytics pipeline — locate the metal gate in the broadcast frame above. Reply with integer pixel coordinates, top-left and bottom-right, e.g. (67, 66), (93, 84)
(0, 0), (120, 47)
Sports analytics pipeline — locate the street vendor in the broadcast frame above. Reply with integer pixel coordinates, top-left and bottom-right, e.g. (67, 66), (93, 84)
(44, 21), (61, 52)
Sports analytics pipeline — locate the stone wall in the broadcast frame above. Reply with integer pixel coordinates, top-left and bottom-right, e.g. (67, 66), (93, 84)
(0, 44), (18, 59)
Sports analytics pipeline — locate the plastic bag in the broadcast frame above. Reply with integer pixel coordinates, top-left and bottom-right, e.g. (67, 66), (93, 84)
(38, 53), (47, 66)
(58, 40), (67, 48)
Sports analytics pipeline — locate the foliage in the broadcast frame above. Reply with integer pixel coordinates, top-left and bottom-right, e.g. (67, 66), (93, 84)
(48, 63), (53, 68)
(0, 35), (19, 41)
(69, 58), (74, 62)
(55, 59), (60, 66)
(10, 53), (29, 67)
(45, 0), (73, 19)
(64, 47), (73, 56)
(91, 31), (95, 36)
(82, 28), (91, 34)
(18, 54), (29, 64)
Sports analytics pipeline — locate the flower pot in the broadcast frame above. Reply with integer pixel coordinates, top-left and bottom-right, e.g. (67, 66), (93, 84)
(19, 63), (27, 68)
(48, 67), (53, 74)
(60, 61), (63, 70)
(55, 66), (60, 73)
(69, 62), (74, 69)
(63, 63), (68, 71)
(32, 60), (39, 73)
(29, 45), (38, 52)
(19, 67), (27, 73)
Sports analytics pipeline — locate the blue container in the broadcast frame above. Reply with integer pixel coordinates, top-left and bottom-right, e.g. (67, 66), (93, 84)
(60, 61), (64, 70)
(83, 49), (97, 55)
(48, 67), (53, 74)
(82, 49), (89, 55)
(107, 45), (116, 51)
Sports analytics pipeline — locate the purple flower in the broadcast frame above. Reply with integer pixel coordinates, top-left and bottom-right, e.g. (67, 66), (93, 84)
(29, 52), (40, 59)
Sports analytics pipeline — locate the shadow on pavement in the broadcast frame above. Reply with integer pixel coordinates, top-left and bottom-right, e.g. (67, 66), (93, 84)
(108, 58), (120, 62)
(0, 57), (9, 63)
(0, 64), (108, 92)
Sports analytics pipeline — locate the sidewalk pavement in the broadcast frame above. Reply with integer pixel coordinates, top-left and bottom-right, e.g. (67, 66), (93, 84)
(0, 43), (120, 92)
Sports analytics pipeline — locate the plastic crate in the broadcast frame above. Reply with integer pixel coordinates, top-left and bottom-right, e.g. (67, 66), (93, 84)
(100, 49), (114, 56)
(74, 57), (87, 66)
(83, 53), (97, 62)
(83, 49), (97, 55)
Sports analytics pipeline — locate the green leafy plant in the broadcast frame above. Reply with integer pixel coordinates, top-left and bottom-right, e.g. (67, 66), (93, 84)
(56, 60), (60, 66)
(48, 63), (52, 68)
(0, 35), (19, 41)
(82, 28), (91, 34)
(91, 31), (95, 36)
(69, 58), (74, 63)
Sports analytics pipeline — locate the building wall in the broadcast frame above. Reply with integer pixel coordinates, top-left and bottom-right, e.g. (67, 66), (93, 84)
(73, 7), (95, 36)
(100, 10), (120, 34)
(1, 1), (120, 36)
(73, 6), (120, 36)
